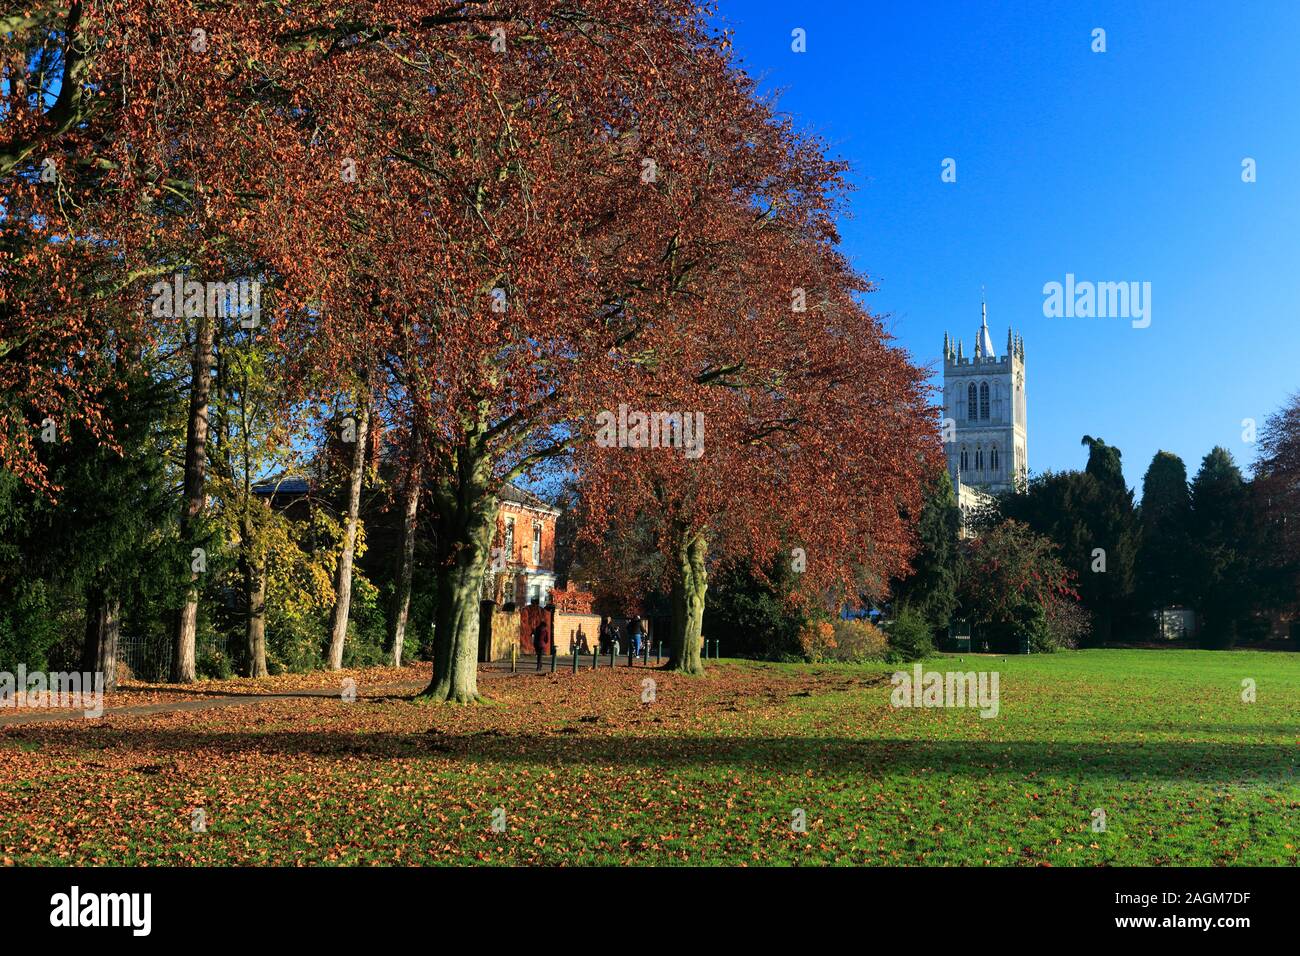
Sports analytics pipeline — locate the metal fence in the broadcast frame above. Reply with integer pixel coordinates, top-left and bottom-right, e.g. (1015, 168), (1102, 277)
(118, 633), (235, 681)
(117, 634), (171, 682)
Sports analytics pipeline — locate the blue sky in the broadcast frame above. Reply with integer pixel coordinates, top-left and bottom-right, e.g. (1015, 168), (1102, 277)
(717, 0), (1300, 494)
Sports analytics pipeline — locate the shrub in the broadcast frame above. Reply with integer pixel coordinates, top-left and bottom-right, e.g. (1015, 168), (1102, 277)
(196, 628), (235, 679)
(0, 580), (60, 672)
(829, 618), (889, 661)
(796, 619), (836, 662)
(1039, 592), (1089, 651)
(342, 575), (388, 668)
(703, 562), (806, 661)
(885, 609), (934, 662)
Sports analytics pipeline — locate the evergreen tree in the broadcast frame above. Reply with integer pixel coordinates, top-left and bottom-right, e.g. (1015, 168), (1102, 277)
(890, 470), (961, 635)
(1189, 447), (1258, 647)
(1000, 437), (1138, 643)
(0, 364), (183, 680)
(1136, 451), (1192, 613)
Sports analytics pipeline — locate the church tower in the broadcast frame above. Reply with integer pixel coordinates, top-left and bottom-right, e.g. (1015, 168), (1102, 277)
(942, 300), (1028, 495)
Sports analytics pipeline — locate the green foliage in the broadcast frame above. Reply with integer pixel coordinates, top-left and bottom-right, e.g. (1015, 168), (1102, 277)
(196, 636), (236, 680)
(703, 559), (807, 660)
(0, 579), (61, 673)
(961, 519), (1081, 652)
(884, 608), (934, 661)
(890, 470), (961, 635)
(0, 367), (183, 672)
(1137, 450), (1192, 611)
(1189, 447), (1258, 647)
(998, 436), (1139, 643)
(342, 575), (389, 667)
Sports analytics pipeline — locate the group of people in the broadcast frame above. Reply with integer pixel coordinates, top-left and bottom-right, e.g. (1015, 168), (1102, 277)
(599, 615), (645, 657)
(530, 615), (647, 669)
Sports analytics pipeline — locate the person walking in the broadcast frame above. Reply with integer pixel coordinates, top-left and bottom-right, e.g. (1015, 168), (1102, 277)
(628, 615), (643, 658)
(532, 620), (549, 671)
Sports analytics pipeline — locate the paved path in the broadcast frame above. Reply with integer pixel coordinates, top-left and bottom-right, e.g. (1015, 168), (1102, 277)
(481, 653), (663, 672)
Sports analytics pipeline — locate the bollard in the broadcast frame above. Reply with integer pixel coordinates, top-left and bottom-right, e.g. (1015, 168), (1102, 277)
(642, 643), (649, 665)
(572, 646), (579, 673)
(609, 645), (616, 668)
(511, 645), (517, 673)
(656, 641), (661, 664)
(550, 648), (557, 673)
(592, 648), (598, 670)
(627, 644), (634, 667)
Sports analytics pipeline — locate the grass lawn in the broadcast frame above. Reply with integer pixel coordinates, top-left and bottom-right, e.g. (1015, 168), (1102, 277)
(1, 649), (1296, 865)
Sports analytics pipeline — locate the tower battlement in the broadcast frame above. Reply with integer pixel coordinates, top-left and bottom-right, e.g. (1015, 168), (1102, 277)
(941, 299), (1028, 496)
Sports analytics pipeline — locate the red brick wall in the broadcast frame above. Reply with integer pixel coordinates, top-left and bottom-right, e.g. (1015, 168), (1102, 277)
(496, 503), (556, 571)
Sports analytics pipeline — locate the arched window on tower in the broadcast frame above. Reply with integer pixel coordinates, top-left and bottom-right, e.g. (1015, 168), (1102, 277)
(975, 446), (983, 471)
(960, 446), (968, 472)
(967, 383), (978, 421)
(979, 382), (990, 420)
(991, 446), (999, 473)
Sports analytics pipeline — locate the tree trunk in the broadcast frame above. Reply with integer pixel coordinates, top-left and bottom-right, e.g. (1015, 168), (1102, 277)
(666, 532), (708, 675)
(421, 464), (495, 704)
(82, 588), (120, 693)
(389, 454), (422, 668)
(172, 310), (214, 683)
(327, 398), (370, 670)
(243, 510), (269, 677)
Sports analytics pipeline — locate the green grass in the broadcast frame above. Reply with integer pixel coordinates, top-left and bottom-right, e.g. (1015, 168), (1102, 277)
(1, 649), (1296, 865)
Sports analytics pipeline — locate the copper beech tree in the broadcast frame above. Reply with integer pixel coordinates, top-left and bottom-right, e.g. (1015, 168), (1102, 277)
(188, 1), (868, 700)
(574, 224), (940, 673)
(5, 1), (937, 695)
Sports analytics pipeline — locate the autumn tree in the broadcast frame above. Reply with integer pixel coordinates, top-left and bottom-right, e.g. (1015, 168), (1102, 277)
(575, 223), (938, 674)
(1252, 392), (1300, 621)
(182, 1), (871, 698)
(960, 519), (1083, 652)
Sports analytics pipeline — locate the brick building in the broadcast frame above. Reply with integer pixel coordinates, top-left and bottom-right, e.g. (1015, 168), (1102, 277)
(483, 483), (560, 608)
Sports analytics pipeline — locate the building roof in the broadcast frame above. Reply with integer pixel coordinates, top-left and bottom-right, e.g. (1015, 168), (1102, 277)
(500, 482), (561, 515)
(252, 474), (311, 496)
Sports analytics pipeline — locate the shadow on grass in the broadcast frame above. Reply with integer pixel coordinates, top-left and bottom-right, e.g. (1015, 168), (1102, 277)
(113, 683), (425, 701)
(6, 723), (1297, 782)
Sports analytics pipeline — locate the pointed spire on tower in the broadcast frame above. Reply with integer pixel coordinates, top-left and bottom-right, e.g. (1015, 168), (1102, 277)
(976, 291), (995, 360)
(1007, 326), (1014, 356)
(943, 330), (950, 361)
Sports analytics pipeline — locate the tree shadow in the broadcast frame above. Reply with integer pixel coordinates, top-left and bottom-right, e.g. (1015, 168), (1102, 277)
(7, 724), (1297, 783)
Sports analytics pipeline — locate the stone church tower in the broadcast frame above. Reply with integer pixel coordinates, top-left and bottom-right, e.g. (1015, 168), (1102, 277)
(942, 302), (1028, 496)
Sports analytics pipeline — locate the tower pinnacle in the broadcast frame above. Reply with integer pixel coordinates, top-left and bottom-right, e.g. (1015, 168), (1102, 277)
(977, 295), (995, 359)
